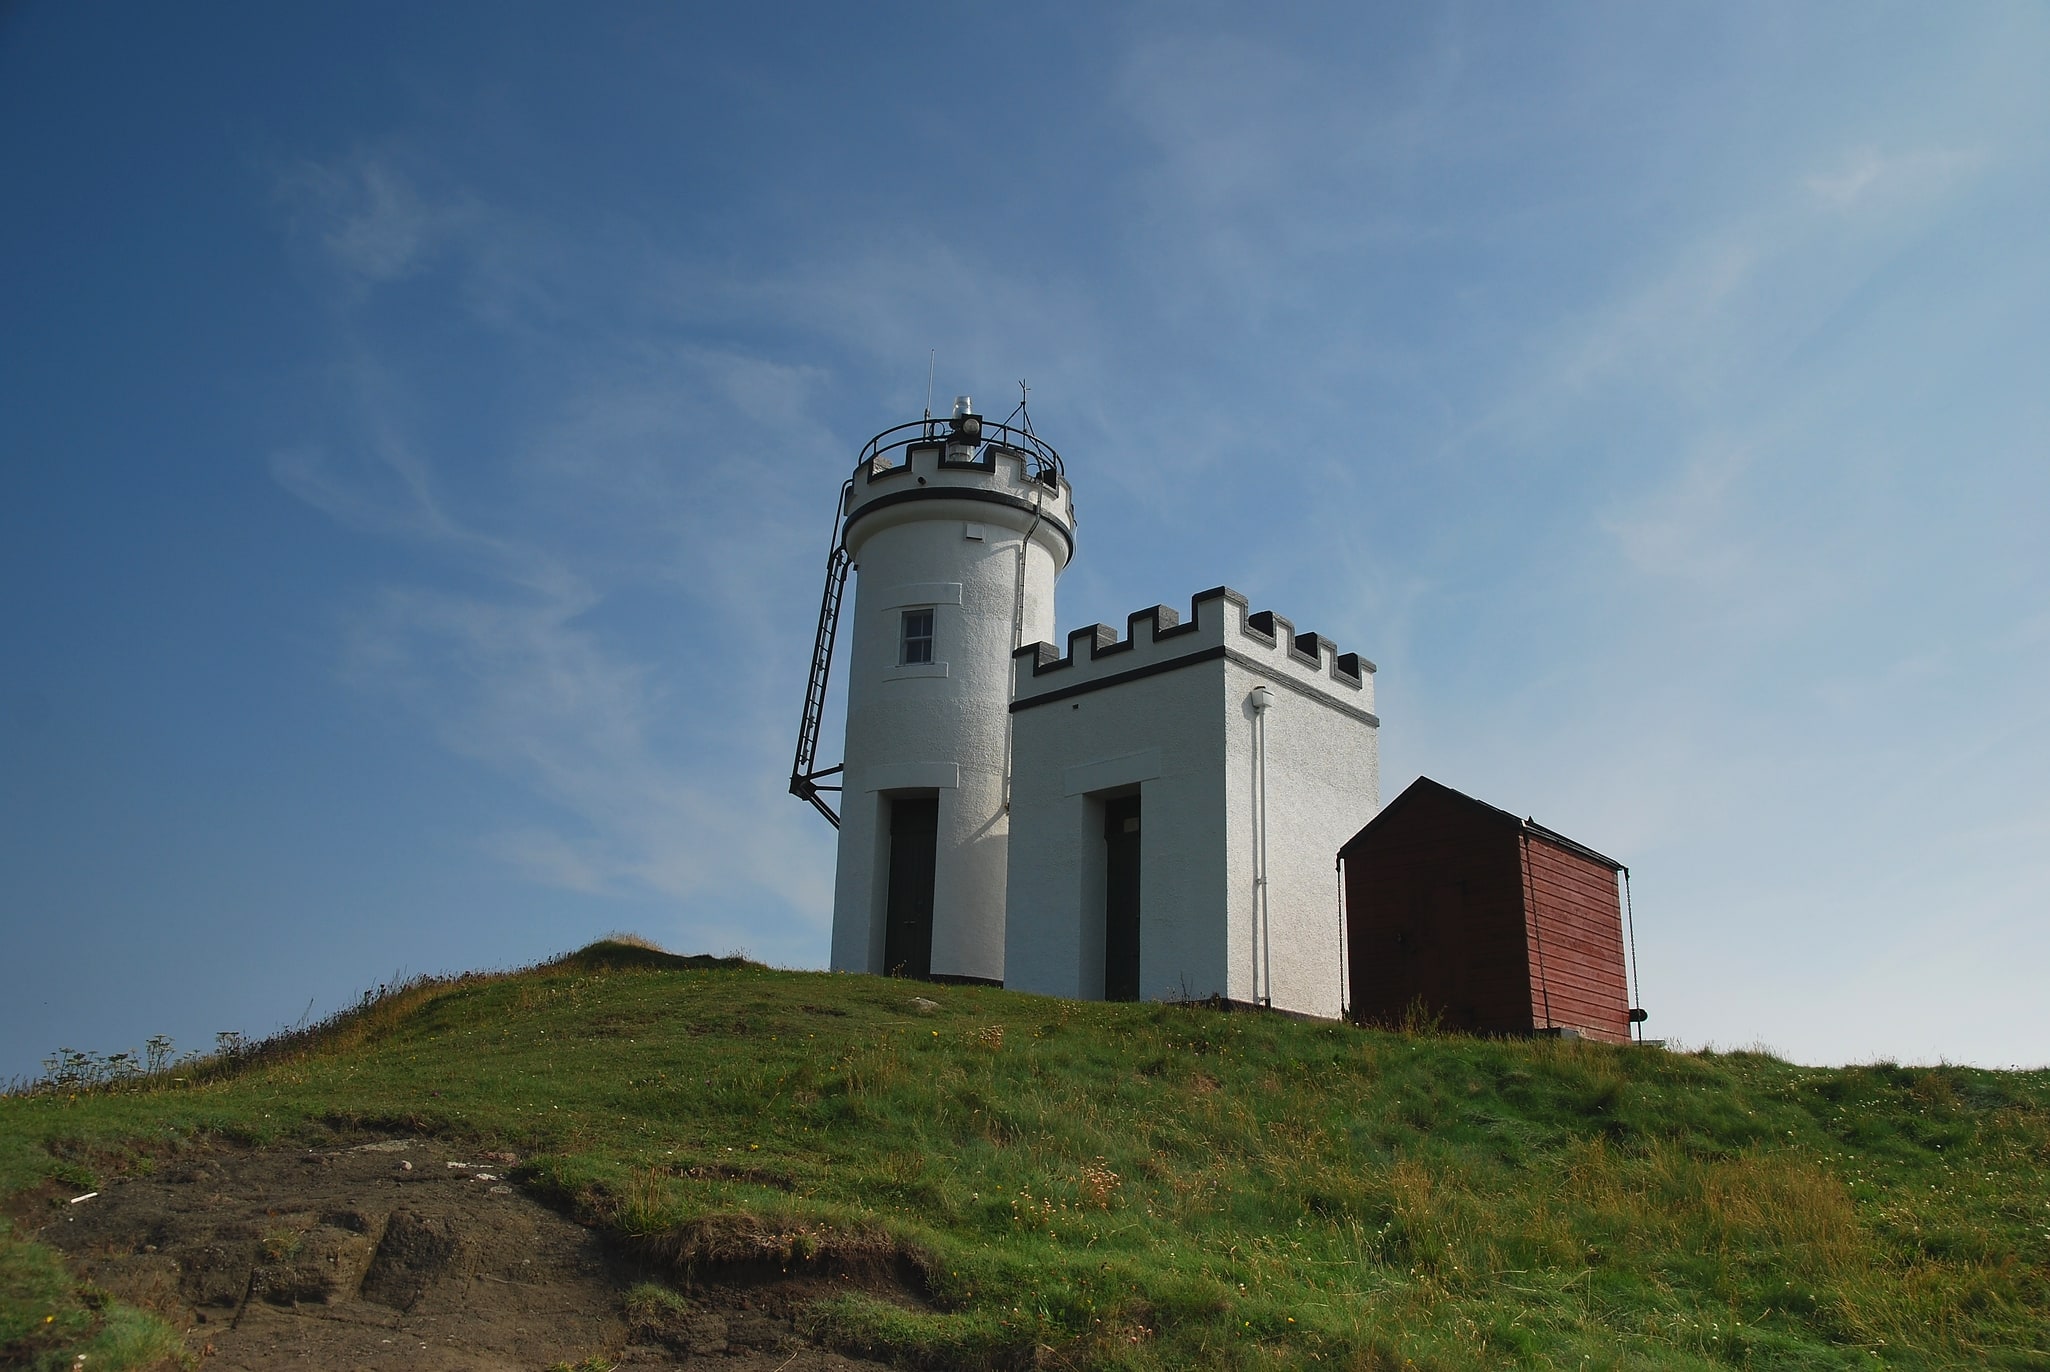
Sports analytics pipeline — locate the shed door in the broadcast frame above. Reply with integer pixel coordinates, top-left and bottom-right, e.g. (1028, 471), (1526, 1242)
(883, 796), (938, 979)
(1103, 795), (1142, 1001)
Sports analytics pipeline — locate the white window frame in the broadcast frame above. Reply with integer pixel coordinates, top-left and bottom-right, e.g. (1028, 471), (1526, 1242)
(900, 607), (935, 665)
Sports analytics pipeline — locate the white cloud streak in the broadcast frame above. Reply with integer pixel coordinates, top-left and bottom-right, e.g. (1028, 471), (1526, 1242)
(271, 154), (847, 935)
(281, 153), (479, 284)
(340, 578), (830, 917)
(1805, 145), (1986, 211)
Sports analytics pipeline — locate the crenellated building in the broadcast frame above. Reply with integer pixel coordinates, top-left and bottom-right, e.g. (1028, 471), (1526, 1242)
(793, 399), (1637, 1032)
(1005, 587), (1378, 1016)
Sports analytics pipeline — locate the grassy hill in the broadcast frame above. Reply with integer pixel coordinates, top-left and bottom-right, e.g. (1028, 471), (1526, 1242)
(4, 941), (2047, 1370)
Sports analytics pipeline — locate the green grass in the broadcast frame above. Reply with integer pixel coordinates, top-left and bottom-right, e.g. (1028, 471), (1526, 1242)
(0, 1220), (188, 1371)
(4, 939), (2048, 1370)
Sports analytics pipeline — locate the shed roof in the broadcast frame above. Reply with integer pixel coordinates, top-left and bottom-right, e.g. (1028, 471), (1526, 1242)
(1339, 776), (1625, 872)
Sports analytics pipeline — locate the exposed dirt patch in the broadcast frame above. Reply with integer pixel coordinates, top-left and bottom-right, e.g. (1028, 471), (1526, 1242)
(31, 1138), (908, 1370)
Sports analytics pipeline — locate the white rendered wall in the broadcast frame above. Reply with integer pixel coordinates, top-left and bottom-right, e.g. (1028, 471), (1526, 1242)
(829, 440), (1072, 981)
(1221, 656), (1380, 1018)
(1005, 589), (1377, 1017)
(1006, 666), (1230, 1001)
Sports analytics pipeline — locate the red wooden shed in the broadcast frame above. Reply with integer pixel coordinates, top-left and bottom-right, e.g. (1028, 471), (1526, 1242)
(1339, 777), (1638, 1043)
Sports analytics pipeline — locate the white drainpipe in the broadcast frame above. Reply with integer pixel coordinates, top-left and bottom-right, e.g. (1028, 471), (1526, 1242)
(1002, 486), (1045, 813)
(1251, 684), (1274, 1007)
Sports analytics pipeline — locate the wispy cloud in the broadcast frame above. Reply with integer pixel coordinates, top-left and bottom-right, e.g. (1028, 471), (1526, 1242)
(1599, 440), (1756, 588)
(1459, 139), (1991, 465)
(339, 578), (830, 916)
(268, 394), (493, 554)
(1114, 26), (1458, 230)
(677, 240), (1108, 419)
(1805, 144), (1986, 211)
(280, 153), (477, 283)
(270, 153), (850, 932)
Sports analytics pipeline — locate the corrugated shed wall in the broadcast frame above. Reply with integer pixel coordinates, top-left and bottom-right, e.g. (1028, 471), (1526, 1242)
(1520, 836), (1631, 1044)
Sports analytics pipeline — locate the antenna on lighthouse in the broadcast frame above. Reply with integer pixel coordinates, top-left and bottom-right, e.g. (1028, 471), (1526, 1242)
(1004, 379), (1035, 436)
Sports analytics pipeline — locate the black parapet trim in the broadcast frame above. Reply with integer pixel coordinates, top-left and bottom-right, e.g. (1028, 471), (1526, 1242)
(1243, 602), (1371, 687)
(1068, 623), (1119, 658)
(1292, 632), (1332, 670)
(868, 441), (945, 482)
(1178, 586), (1245, 642)
(937, 441), (996, 472)
(865, 457), (919, 484)
(1077, 605), (1186, 665)
(1011, 644), (1228, 708)
(1009, 642), (1380, 726)
(1129, 603), (1181, 639)
(843, 487), (1075, 562)
(1011, 584), (1373, 691)
(1228, 650), (1378, 723)
(1019, 589), (1238, 680)
(1090, 627), (1139, 660)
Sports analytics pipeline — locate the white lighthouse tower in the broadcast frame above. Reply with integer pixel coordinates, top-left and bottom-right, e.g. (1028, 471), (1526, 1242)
(791, 398), (1075, 982)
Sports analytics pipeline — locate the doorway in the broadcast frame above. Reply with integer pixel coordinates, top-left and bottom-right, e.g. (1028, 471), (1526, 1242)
(883, 795), (938, 978)
(1103, 794), (1141, 1001)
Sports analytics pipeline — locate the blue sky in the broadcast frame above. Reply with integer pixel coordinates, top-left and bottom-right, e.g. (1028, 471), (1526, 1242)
(4, 2), (2046, 1080)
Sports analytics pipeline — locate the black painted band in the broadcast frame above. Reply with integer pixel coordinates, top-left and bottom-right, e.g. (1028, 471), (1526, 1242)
(1010, 643), (1380, 727)
(843, 487), (1074, 561)
(1010, 644), (1227, 710)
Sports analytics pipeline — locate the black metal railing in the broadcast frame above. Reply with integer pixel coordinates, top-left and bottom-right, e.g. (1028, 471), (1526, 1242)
(854, 415), (1063, 486)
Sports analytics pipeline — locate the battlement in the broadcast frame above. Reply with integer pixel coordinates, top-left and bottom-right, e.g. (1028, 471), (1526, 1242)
(841, 418), (1077, 561)
(1011, 586), (1377, 715)
(847, 436), (1059, 500)
(844, 414), (1073, 513)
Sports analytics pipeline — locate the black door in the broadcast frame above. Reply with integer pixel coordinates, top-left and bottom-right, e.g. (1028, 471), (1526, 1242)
(883, 797), (938, 978)
(1103, 794), (1141, 1001)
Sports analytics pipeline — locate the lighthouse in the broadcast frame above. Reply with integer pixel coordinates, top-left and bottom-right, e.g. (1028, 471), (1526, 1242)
(790, 396), (1392, 1017)
(783, 380), (1633, 1030)
(793, 398), (1076, 982)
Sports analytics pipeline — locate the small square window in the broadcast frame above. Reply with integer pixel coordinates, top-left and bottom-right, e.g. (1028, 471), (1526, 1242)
(900, 608), (934, 664)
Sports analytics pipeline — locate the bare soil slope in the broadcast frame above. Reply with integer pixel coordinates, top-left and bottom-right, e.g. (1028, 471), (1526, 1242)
(30, 1137), (901, 1371)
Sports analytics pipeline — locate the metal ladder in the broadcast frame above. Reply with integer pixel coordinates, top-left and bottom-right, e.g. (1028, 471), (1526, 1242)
(789, 481), (852, 827)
